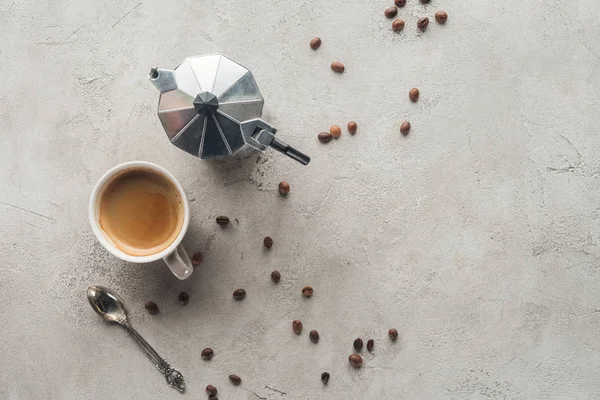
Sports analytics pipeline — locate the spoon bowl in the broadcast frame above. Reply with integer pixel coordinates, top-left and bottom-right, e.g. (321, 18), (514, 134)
(87, 285), (128, 324)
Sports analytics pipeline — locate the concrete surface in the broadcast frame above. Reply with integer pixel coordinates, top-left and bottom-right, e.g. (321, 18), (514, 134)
(1, 0), (600, 398)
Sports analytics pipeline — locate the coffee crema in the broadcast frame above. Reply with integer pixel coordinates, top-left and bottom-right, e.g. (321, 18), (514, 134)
(98, 168), (184, 257)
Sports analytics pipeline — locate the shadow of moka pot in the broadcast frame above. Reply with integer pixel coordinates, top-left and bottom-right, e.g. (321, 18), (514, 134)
(150, 54), (310, 165)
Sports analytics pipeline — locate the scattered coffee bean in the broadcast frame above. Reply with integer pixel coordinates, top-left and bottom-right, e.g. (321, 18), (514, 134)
(417, 17), (429, 31)
(216, 216), (230, 226)
(384, 6), (398, 18)
(367, 339), (374, 352)
(318, 131), (333, 143)
(264, 236), (274, 248)
(409, 88), (420, 102)
(293, 319), (303, 334)
(353, 338), (364, 351)
(144, 301), (159, 315)
(309, 330), (320, 343)
(178, 292), (189, 305)
(330, 125), (341, 139)
(331, 62), (345, 73)
(389, 328), (399, 340)
(392, 19), (405, 32)
(400, 121), (411, 135)
(349, 354), (363, 368)
(271, 270), (281, 283)
(321, 372), (330, 385)
(394, 0), (406, 7)
(302, 286), (314, 297)
(201, 348), (214, 360)
(278, 181), (290, 196)
(348, 121), (357, 134)
(233, 289), (246, 300)
(229, 374), (242, 385)
(310, 37), (322, 50)
(206, 384), (218, 395)
(191, 252), (203, 265)
(435, 10), (448, 24)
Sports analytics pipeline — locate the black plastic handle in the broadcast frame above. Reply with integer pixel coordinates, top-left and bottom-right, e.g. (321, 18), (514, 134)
(270, 138), (311, 165)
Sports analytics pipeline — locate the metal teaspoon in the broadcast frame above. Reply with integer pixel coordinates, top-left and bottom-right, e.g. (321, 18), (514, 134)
(87, 285), (185, 393)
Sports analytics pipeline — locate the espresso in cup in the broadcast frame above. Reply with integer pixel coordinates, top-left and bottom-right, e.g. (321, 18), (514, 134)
(98, 168), (184, 257)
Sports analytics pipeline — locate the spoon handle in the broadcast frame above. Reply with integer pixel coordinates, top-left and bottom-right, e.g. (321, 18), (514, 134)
(121, 322), (185, 393)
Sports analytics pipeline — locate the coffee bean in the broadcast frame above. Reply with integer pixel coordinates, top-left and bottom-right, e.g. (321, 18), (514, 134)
(331, 62), (345, 73)
(384, 6), (398, 18)
(229, 374), (242, 385)
(330, 125), (341, 139)
(435, 10), (448, 24)
(310, 37), (321, 50)
(392, 19), (405, 32)
(264, 236), (274, 248)
(201, 348), (214, 360)
(400, 121), (411, 135)
(367, 339), (374, 352)
(233, 289), (246, 300)
(321, 372), (330, 384)
(216, 216), (230, 225)
(293, 319), (303, 334)
(278, 181), (290, 196)
(191, 252), (203, 265)
(353, 338), (363, 351)
(395, 0), (406, 7)
(271, 270), (281, 283)
(144, 301), (159, 315)
(389, 328), (399, 340)
(309, 330), (320, 343)
(348, 121), (357, 134)
(409, 88), (420, 102)
(349, 354), (363, 368)
(417, 17), (429, 31)
(318, 131), (333, 143)
(206, 385), (218, 395)
(302, 286), (314, 297)
(178, 292), (189, 305)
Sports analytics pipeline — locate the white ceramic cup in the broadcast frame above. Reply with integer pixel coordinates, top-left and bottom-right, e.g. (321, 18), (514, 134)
(89, 161), (193, 280)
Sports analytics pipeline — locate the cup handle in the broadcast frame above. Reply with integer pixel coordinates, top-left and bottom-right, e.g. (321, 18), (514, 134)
(163, 244), (193, 280)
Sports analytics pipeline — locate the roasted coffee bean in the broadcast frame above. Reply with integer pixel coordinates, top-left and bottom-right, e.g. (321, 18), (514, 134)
(348, 121), (357, 134)
(392, 19), (405, 32)
(178, 292), (189, 305)
(400, 121), (411, 135)
(216, 216), (230, 225)
(309, 330), (320, 343)
(310, 37), (322, 50)
(409, 88), (420, 102)
(264, 236), (274, 248)
(435, 10), (448, 24)
(271, 270), (281, 283)
(229, 374), (242, 385)
(349, 354), (363, 368)
(318, 131), (333, 143)
(384, 6), (398, 18)
(206, 385), (217, 395)
(233, 289), (246, 300)
(293, 319), (303, 334)
(321, 372), (330, 384)
(191, 252), (203, 265)
(278, 181), (290, 195)
(417, 17), (429, 31)
(144, 301), (159, 315)
(201, 348), (214, 360)
(330, 125), (341, 139)
(389, 328), (399, 340)
(367, 339), (374, 352)
(302, 286), (314, 297)
(353, 338), (364, 351)
(331, 62), (345, 73)
(395, 0), (406, 7)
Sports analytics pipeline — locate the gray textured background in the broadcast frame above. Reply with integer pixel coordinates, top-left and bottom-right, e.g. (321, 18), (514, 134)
(2, 0), (600, 399)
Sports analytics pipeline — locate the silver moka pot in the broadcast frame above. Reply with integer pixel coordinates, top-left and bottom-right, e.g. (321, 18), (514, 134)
(149, 54), (310, 165)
